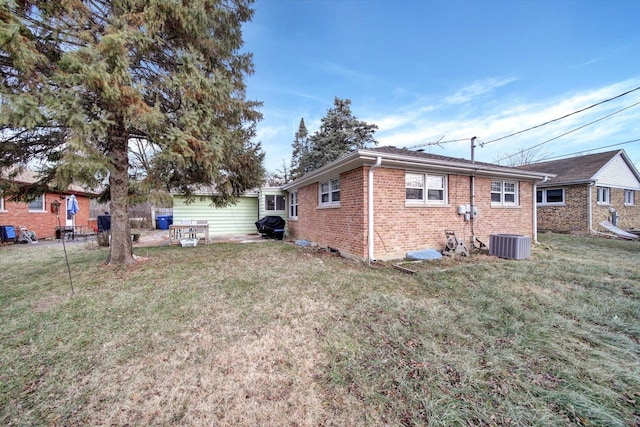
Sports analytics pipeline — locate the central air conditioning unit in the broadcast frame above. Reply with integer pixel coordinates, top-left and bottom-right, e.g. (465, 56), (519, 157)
(489, 234), (531, 260)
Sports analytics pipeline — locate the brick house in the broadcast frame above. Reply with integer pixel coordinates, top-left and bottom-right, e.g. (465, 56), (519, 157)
(520, 149), (640, 235)
(282, 146), (550, 262)
(1, 169), (93, 240)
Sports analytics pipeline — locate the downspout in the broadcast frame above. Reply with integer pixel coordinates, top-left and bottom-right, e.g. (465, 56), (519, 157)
(533, 176), (548, 244)
(588, 182), (594, 234)
(368, 156), (382, 265)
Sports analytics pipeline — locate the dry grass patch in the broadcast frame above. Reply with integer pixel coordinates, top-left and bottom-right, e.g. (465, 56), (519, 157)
(1, 235), (639, 426)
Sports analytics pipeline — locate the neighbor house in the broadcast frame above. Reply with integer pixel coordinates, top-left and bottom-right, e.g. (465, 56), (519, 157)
(519, 149), (640, 235)
(282, 146), (551, 261)
(172, 187), (288, 236)
(0, 169), (93, 240)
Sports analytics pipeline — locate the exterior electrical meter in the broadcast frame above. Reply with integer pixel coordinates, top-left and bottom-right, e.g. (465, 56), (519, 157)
(458, 205), (478, 221)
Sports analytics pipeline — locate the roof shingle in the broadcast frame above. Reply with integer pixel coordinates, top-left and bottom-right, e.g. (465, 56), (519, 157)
(519, 150), (621, 184)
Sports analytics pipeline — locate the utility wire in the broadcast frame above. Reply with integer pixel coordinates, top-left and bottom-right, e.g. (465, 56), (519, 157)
(482, 85), (640, 145)
(408, 85), (640, 156)
(496, 99), (640, 163)
(533, 138), (640, 163)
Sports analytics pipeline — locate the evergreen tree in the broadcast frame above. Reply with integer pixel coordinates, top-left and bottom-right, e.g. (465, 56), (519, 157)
(0, 0), (264, 265)
(305, 97), (378, 172)
(290, 118), (309, 180)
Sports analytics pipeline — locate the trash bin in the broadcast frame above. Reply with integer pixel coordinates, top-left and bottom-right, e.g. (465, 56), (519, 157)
(156, 215), (172, 230)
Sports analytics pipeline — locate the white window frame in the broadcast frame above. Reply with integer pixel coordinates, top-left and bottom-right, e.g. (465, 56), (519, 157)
(28, 194), (46, 212)
(537, 188), (565, 206)
(319, 178), (340, 207)
(265, 194), (286, 212)
(491, 180), (518, 206)
(624, 189), (635, 206)
(0, 191), (4, 211)
(289, 191), (298, 219)
(596, 186), (611, 205)
(405, 172), (447, 205)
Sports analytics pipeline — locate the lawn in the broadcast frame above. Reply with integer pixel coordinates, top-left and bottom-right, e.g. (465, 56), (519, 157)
(1, 234), (638, 426)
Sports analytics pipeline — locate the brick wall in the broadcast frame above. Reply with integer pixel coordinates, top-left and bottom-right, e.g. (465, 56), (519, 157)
(594, 187), (639, 232)
(536, 185), (590, 233)
(536, 185), (639, 234)
(289, 166), (536, 261)
(288, 168), (368, 258)
(0, 193), (91, 240)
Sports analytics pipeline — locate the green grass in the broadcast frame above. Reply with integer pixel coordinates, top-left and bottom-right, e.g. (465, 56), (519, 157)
(1, 234), (639, 426)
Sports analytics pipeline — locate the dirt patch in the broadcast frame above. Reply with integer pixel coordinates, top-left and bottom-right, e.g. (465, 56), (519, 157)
(32, 294), (66, 313)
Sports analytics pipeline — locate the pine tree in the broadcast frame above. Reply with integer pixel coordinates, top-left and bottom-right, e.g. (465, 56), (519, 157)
(0, 0), (264, 265)
(305, 97), (378, 172)
(290, 118), (309, 180)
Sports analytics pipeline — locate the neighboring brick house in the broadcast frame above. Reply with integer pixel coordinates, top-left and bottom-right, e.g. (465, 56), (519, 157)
(282, 146), (550, 261)
(0, 169), (93, 240)
(520, 149), (640, 235)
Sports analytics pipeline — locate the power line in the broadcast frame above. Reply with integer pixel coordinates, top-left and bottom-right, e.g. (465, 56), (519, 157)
(534, 138), (640, 163)
(496, 99), (640, 163)
(482, 85), (640, 145)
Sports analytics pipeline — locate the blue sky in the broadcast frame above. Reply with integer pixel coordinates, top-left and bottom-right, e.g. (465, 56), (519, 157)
(243, 0), (640, 173)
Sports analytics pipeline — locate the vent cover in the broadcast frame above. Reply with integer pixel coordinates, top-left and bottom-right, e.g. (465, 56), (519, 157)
(489, 234), (531, 260)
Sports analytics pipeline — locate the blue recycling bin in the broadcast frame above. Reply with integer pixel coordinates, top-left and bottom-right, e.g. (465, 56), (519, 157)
(156, 215), (173, 230)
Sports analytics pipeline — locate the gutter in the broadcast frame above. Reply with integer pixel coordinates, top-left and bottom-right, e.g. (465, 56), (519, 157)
(368, 156), (382, 265)
(283, 149), (551, 191)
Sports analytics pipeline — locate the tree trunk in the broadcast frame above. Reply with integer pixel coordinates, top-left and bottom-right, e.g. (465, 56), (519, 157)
(105, 121), (136, 265)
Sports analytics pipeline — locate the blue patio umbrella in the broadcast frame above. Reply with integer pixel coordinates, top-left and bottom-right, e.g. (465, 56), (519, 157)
(67, 194), (79, 215)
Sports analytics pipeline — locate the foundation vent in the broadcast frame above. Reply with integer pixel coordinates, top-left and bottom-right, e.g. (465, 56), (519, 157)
(489, 234), (531, 260)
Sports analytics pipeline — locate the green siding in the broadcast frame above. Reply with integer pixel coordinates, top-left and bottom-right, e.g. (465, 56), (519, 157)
(258, 188), (288, 228)
(173, 196), (259, 235)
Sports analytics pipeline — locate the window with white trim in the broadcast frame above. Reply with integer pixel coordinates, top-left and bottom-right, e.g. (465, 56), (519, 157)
(289, 191), (298, 218)
(537, 188), (565, 205)
(406, 172), (447, 204)
(265, 194), (286, 211)
(319, 178), (340, 206)
(624, 189), (635, 206)
(491, 180), (518, 206)
(0, 191), (4, 211)
(596, 186), (610, 205)
(28, 194), (45, 212)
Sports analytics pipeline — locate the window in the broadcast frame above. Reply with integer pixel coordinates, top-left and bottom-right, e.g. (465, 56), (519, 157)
(406, 172), (447, 204)
(265, 194), (286, 211)
(597, 187), (610, 205)
(319, 178), (340, 206)
(491, 180), (518, 206)
(624, 189), (635, 206)
(537, 188), (565, 205)
(0, 191), (4, 211)
(28, 194), (45, 211)
(289, 191), (298, 218)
